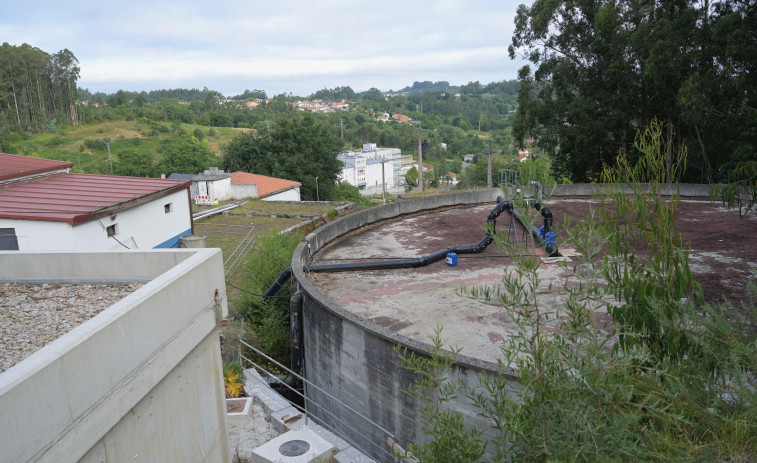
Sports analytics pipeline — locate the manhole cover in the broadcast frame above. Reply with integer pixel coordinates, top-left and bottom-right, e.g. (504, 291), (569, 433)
(279, 439), (310, 456)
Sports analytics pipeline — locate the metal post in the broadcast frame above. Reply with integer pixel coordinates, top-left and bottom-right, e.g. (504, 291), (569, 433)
(417, 124), (423, 193)
(487, 139), (492, 189)
(315, 176), (319, 201)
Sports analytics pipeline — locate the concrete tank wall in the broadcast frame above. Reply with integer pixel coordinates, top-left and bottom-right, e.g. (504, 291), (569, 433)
(292, 189), (515, 462)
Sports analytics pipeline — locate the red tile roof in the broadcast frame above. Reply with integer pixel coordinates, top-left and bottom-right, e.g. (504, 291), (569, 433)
(230, 172), (300, 198)
(0, 173), (191, 225)
(0, 153), (74, 182)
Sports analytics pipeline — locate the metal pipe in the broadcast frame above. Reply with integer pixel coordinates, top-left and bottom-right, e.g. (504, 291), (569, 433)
(289, 291), (304, 378)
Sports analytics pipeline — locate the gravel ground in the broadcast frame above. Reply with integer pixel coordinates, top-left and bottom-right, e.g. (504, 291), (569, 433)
(227, 400), (280, 461)
(0, 283), (143, 373)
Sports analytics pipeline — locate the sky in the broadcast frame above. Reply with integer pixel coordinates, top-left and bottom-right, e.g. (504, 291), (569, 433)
(2, 1), (528, 98)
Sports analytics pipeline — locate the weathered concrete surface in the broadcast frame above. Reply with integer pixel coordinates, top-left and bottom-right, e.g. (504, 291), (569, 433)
(0, 249), (230, 463)
(292, 186), (757, 463)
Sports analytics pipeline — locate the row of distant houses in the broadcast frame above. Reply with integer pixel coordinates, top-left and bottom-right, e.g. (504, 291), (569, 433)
(375, 113), (411, 123)
(0, 153), (301, 252)
(293, 99), (349, 113)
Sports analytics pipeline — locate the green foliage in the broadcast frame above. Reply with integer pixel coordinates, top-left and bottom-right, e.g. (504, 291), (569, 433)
(510, 0), (757, 184)
(600, 120), (702, 364)
(326, 209), (338, 219)
(238, 231), (302, 361)
(222, 114), (342, 200)
(402, 121), (757, 462)
(156, 134), (215, 175)
(458, 156), (553, 191)
(0, 44), (79, 134)
(113, 149), (156, 177)
(405, 166), (418, 186)
(332, 181), (362, 203)
(396, 327), (486, 463)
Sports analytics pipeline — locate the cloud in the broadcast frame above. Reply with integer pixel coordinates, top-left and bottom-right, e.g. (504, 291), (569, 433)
(3, 0), (523, 96)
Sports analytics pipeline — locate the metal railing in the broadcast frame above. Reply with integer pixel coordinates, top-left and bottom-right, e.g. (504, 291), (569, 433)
(238, 327), (399, 462)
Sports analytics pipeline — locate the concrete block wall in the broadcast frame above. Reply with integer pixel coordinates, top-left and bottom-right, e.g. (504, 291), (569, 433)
(0, 249), (230, 463)
(291, 189), (512, 463)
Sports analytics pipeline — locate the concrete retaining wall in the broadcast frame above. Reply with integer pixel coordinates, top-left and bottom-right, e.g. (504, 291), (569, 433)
(291, 189), (510, 462)
(0, 249), (230, 463)
(548, 182), (712, 198)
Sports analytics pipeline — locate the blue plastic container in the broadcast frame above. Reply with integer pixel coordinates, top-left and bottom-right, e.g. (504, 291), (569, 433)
(446, 252), (458, 266)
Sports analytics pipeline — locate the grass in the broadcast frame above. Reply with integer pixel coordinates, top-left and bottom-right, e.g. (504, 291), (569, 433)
(192, 199), (344, 301)
(3, 120), (243, 171)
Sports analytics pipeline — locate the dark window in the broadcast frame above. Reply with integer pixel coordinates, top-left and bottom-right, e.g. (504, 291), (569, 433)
(164, 202), (173, 213)
(106, 224), (118, 237)
(0, 228), (19, 250)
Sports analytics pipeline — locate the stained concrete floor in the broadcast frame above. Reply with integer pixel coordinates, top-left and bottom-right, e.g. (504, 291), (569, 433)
(307, 199), (757, 364)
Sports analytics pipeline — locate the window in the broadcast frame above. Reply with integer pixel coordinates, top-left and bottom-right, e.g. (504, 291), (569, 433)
(106, 224), (118, 237)
(0, 228), (19, 250)
(164, 202), (173, 213)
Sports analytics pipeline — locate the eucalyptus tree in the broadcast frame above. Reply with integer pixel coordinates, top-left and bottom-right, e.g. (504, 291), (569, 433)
(510, 0), (756, 183)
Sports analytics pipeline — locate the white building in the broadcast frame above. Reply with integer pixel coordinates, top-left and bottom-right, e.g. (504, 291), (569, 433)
(170, 168), (301, 203)
(0, 153), (193, 251)
(337, 143), (402, 192)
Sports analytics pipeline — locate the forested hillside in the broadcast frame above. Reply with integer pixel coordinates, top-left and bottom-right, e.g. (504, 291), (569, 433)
(0, 43), (80, 134)
(2, 72), (525, 194)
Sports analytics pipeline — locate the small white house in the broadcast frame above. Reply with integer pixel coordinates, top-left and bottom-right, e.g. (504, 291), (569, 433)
(192, 167), (232, 204)
(0, 153), (193, 251)
(173, 168), (301, 203)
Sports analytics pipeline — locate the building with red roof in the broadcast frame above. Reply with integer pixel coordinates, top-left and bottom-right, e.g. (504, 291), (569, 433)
(0, 153), (193, 251)
(230, 171), (301, 201)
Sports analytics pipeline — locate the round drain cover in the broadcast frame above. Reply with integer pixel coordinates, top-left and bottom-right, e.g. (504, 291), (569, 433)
(279, 439), (310, 456)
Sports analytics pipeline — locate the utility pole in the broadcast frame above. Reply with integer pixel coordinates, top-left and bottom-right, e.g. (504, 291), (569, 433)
(340, 119), (344, 140)
(487, 139), (493, 189)
(414, 122), (423, 193)
(100, 138), (113, 174)
(315, 176), (320, 202)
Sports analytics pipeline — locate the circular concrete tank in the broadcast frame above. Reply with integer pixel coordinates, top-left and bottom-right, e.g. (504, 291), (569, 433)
(291, 184), (756, 462)
(292, 189), (514, 462)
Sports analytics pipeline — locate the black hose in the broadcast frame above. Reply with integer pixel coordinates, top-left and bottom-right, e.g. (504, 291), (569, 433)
(263, 267), (293, 299)
(260, 198), (512, 298)
(261, 194), (559, 299)
(303, 196), (513, 274)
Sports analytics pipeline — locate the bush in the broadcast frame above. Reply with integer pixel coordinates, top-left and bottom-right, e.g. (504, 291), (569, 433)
(402, 122), (757, 462)
(238, 230), (302, 363)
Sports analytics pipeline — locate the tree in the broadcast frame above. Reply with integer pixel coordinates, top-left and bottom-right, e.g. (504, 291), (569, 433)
(221, 114), (343, 200)
(113, 149), (156, 177)
(405, 165), (418, 186)
(510, 0), (757, 183)
(157, 134), (216, 175)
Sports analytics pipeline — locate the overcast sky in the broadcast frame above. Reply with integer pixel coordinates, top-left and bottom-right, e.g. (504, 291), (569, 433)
(2, 1), (527, 97)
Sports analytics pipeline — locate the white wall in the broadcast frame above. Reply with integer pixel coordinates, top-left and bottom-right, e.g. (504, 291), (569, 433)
(196, 178), (232, 202)
(0, 249), (230, 463)
(0, 220), (75, 251)
(0, 189), (192, 251)
(263, 186), (300, 202)
(364, 161), (395, 189)
(230, 183), (259, 199)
